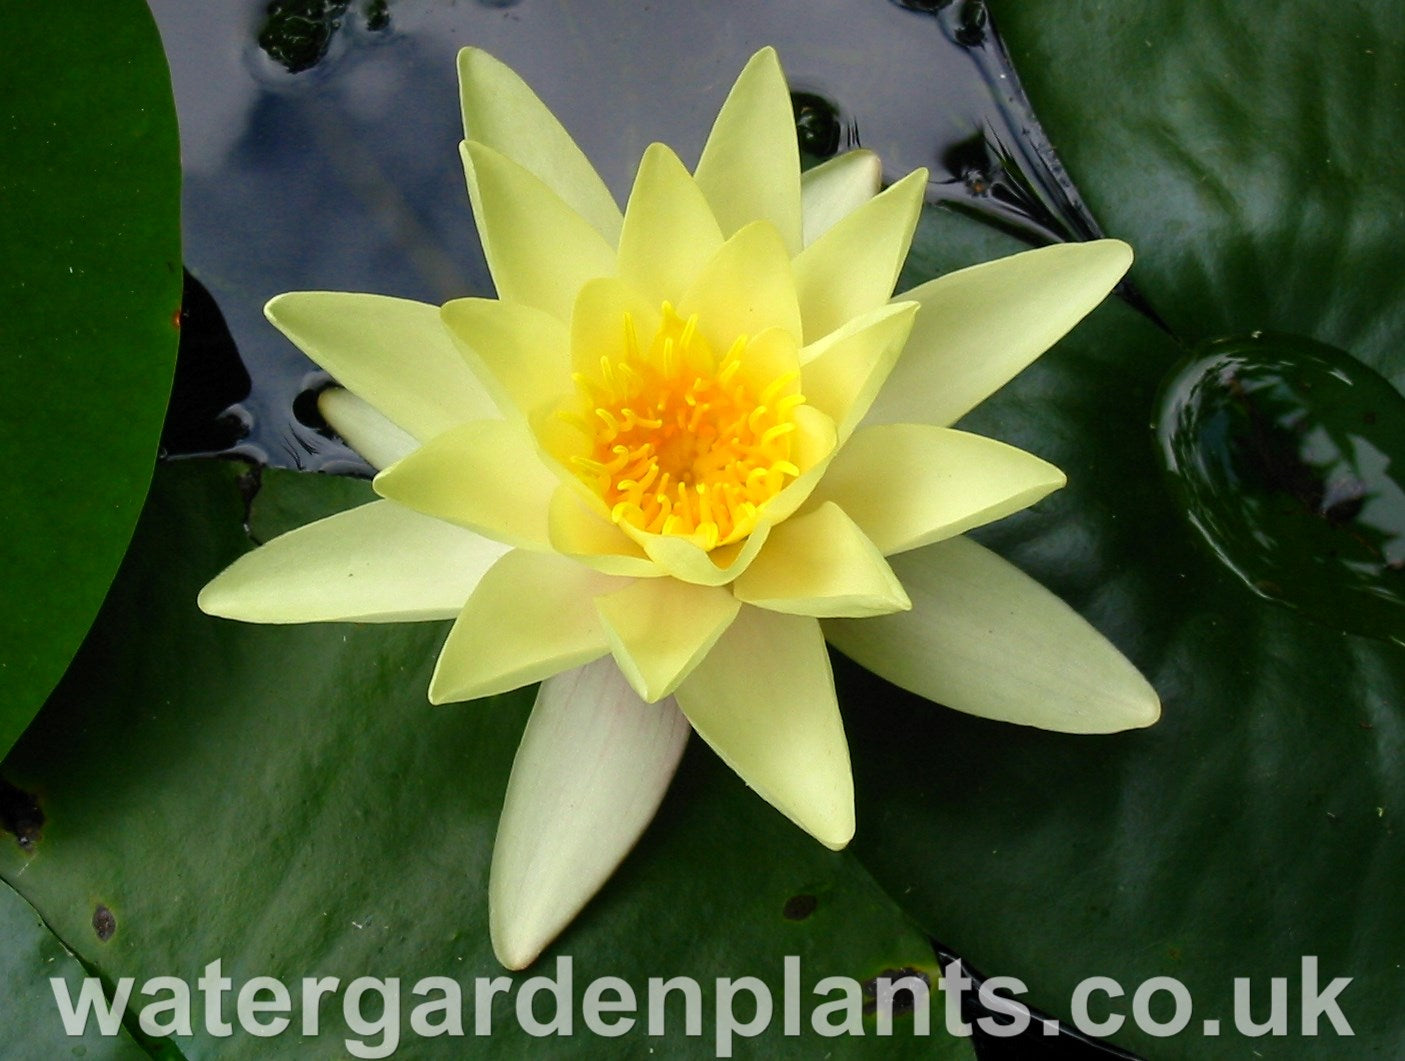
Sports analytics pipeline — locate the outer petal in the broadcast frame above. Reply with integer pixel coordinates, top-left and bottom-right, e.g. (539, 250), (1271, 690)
(461, 141), (616, 322)
(825, 537), (1160, 733)
(793, 168), (927, 343)
(623, 520), (773, 587)
(800, 149), (882, 248)
(617, 143), (724, 308)
(440, 298), (570, 420)
(458, 48), (622, 245)
(732, 502), (909, 618)
(693, 47), (803, 254)
(198, 501), (506, 623)
(799, 301), (917, 442)
(867, 239), (1134, 427)
(373, 420), (558, 550)
(675, 607), (854, 849)
(429, 550), (622, 703)
(265, 293), (496, 441)
(596, 579), (741, 701)
(318, 388), (417, 471)
(490, 658), (689, 970)
(677, 220), (802, 354)
(807, 424), (1066, 555)
(547, 486), (660, 578)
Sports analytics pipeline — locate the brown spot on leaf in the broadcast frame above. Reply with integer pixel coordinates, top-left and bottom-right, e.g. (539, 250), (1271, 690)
(93, 905), (116, 942)
(0, 779), (44, 852)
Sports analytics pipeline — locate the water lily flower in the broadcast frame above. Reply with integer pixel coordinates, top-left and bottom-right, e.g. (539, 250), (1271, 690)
(200, 46), (1158, 970)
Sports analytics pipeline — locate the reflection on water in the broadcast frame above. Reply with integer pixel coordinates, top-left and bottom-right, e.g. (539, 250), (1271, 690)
(149, 0), (1095, 469)
(1156, 332), (1405, 643)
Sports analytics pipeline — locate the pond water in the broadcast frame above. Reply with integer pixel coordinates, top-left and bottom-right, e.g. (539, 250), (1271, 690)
(148, 0), (1095, 469)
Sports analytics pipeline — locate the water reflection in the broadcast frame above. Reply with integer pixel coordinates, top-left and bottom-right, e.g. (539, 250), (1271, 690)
(1156, 332), (1405, 643)
(148, 0), (1096, 468)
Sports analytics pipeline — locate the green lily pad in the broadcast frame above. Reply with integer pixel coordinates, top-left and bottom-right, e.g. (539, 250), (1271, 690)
(0, 879), (147, 1059)
(1, 462), (972, 1059)
(843, 0), (1405, 1051)
(0, 2), (182, 756)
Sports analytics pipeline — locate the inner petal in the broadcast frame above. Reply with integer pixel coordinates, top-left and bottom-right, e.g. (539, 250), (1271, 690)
(560, 303), (806, 551)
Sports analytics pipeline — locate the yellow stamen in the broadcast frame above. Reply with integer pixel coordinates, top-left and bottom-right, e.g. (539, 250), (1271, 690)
(561, 304), (806, 549)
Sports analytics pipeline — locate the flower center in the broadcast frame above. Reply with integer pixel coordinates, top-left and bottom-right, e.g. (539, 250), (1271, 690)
(568, 303), (805, 551)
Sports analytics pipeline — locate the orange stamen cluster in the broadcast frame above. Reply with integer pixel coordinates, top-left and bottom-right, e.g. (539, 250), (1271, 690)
(567, 304), (805, 551)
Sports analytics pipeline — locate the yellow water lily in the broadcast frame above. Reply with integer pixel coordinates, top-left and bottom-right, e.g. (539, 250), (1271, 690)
(199, 46), (1158, 970)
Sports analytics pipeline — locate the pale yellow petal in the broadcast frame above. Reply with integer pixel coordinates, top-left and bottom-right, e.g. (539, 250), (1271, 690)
(458, 48), (622, 245)
(461, 141), (616, 321)
(265, 292), (496, 441)
(677, 220), (802, 354)
(440, 298), (570, 420)
(825, 537), (1160, 733)
(622, 521), (773, 587)
(618, 142), (724, 308)
(198, 501), (506, 624)
(318, 388), (418, 471)
(807, 424), (1066, 555)
(429, 550), (622, 703)
(675, 607), (854, 849)
(753, 404), (838, 525)
(733, 502), (909, 618)
(800, 149), (882, 247)
(569, 278), (663, 382)
(547, 485), (661, 578)
(868, 239), (1134, 427)
(596, 579), (740, 702)
(373, 419), (558, 549)
(490, 658), (689, 970)
(693, 47), (802, 254)
(793, 168), (927, 342)
(799, 301), (917, 441)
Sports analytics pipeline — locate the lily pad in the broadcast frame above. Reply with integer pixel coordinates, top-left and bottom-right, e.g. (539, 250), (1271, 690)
(845, 0), (1405, 1052)
(0, 2), (182, 755)
(1, 461), (972, 1059)
(0, 879), (147, 1059)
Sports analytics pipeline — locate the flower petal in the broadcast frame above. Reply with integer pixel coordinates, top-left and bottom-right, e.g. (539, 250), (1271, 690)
(458, 48), (622, 246)
(490, 658), (689, 970)
(318, 388), (418, 471)
(825, 537), (1160, 733)
(799, 301), (918, 441)
(800, 149), (882, 247)
(677, 220), (802, 354)
(623, 521), (773, 587)
(596, 579), (741, 701)
(547, 485), (660, 578)
(807, 424), (1066, 555)
(793, 167), (927, 343)
(440, 298), (570, 420)
(461, 141), (616, 321)
(265, 292), (496, 441)
(373, 419), (558, 549)
(569, 277), (663, 381)
(198, 501), (506, 624)
(675, 607), (854, 849)
(753, 404), (839, 525)
(867, 239), (1134, 427)
(693, 47), (802, 254)
(618, 142), (724, 308)
(429, 550), (622, 703)
(733, 502), (909, 618)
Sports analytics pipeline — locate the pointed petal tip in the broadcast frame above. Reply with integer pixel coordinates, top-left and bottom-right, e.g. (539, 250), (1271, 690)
(489, 922), (541, 972)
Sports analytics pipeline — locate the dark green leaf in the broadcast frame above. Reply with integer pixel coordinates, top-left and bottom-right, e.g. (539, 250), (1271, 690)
(847, 3), (1405, 1039)
(0, 2), (182, 755)
(0, 878), (147, 1059)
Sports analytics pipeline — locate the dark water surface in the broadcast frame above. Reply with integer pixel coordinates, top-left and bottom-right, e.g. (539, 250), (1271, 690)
(149, 0), (1091, 469)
